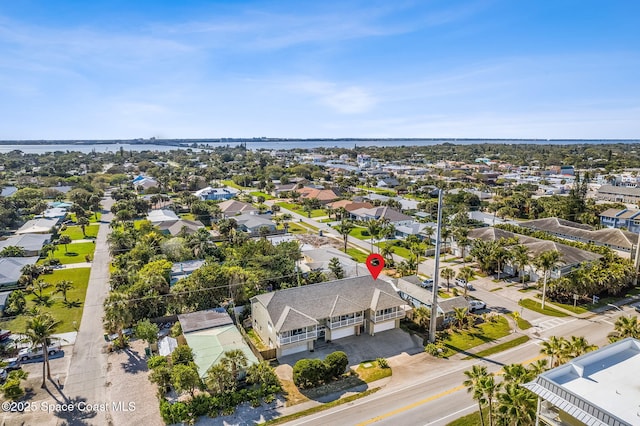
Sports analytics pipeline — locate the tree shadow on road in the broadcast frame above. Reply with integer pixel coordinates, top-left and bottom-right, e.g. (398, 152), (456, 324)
(119, 347), (147, 374)
(53, 395), (98, 425)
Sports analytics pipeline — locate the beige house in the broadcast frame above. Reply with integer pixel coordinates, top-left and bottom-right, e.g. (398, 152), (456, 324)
(251, 276), (406, 357)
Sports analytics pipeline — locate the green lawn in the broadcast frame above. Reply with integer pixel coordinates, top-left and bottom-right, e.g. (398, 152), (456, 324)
(552, 301), (588, 314)
(356, 186), (397, 196)
(464, 335), (530, 359)
(221, 180), (249, 190)
(441, 316), (511, 356)
(1, 268), (91, 333)
(44, 242), (96, 264)
(341, 226), (372, 240)
(180, 213), (197, 221)
(509, 313), (533, 330)
(447, 410), (489, 426)
(69, 212), (102, 223)
(347, 248), (369, 263)
(59, 224), (99, 240)
(356, 361), (392, 383)
(375, 240), (427, 261)
(286, 223), (308, 234)
(519, 299), (568, 317)
(276, 202), (325, 218)
(249, 191), (274, 200)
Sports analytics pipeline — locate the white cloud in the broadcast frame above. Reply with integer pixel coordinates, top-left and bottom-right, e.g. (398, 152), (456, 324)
(288, 79), (377, 114)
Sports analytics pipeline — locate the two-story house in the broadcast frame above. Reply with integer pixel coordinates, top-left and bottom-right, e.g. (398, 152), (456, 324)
(251, 276), (406, 357)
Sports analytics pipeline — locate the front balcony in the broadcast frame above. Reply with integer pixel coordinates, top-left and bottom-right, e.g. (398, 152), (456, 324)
(277, 330), (317, 346)
(373, 310), (405, 323)
(328, 315), (364, 329)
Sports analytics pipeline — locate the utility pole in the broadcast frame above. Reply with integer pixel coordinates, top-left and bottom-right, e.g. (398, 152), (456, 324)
(429, 189), (444, 343)
(634, 228), (640, 286)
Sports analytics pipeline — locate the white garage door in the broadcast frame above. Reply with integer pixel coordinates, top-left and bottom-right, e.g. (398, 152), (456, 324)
(280, 343), (307, 357)
(373, 321), (395, 334)
(331, 326), (355, 341)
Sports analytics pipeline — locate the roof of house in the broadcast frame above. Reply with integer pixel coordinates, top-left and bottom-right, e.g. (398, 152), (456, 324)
(234, 213), (275, 230)
(42, 207), (67, 218)
(217, 199), (257, 214)
(296, 187), (340, 201)
(159, 219), (205, 235)
(328, 200), (374, 211)
(598, 208), (623, 218)
(178, 307), (233, 333)
(519, 217), (638, 250)
(0, 257), (40, 285)
(0, 234), (51, 252)
(351, 206), (412, 223)
(147, 209), (179, 224)
(16, 218), (59, 234)
(183, 324), (259, 378)
(597, 184), (640, 196)
(524, 338), (640, 426)
(0, 186), (17, 197)
(469, 227), (602, 266)
(194, 186), (240, 197)
(252, 276), (403, 333)
(438, 297), (470, 312)
(394, 276), (468, 314)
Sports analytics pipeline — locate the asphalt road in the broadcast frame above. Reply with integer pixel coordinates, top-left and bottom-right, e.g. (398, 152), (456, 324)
(284, 307), (632, 426)
(61, 197), (114, 424)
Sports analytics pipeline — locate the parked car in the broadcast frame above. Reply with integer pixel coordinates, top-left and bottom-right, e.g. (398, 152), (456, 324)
(0, 368), (6, 383)
(456, 278), (474, 291)
(469, 300), (487, 312)
(18, 343), (61, 361)
(2, 358), (22, 371)
(0, 330), (11, 341)
(421, 279), (434, 289)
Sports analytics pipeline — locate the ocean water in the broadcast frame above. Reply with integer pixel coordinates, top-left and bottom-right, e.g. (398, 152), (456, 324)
(0, 139), (637, 154)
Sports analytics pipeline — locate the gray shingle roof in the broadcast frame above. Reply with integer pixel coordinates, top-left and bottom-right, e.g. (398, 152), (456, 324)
(597, 184), (640, 196)
(0, 257), (40, 285)
(178, 308), (233, 333)
(0, 234), (51, 252)
(252, 276), (403, 332)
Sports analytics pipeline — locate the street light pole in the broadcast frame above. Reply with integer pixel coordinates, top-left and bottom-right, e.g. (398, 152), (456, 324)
(429, 189), (444, 344)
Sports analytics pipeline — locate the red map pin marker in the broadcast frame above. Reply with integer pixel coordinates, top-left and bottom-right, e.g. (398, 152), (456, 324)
(366, 253), (385, 280)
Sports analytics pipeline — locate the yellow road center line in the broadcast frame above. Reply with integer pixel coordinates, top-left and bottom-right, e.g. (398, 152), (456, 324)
(357, 353), (548, 425)
(356, 384), (466, 425)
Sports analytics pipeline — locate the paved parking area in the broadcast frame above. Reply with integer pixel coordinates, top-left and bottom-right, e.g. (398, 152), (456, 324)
(277, 328), (424, 368)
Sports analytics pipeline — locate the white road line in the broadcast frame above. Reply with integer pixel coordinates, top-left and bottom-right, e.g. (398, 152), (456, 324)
(424, 404), (477, 425)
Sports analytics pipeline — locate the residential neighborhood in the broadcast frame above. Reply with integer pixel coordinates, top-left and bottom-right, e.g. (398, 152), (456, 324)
(0, 142), (639, 426)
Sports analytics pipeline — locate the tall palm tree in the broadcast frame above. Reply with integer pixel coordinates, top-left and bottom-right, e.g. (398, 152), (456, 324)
(366, 219), (383, 253)
(540, 336), (568, 367)
(510, 244), (530, 287)
(441, 267), (455, 292)
(534, 250), (563, 310)
(502, 363), (532, 385)
(54, 280), (74, 303)
(479, 374), (500, 426)
(335, 220), (355, 253)
(497, 383), (537, 426)
(380, 244), (395, 267)
(463, 365), (489, 426)
(412, 306), (430, 330)
(527, 359), (549, 377)
(77, 216), (90, 238)
(24, 312), (61, 388)
(453, 307), (469, 329)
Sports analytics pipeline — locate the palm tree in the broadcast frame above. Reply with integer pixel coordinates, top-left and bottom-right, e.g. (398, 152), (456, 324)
(540, 336), (568, 367)
(567, 336), (597, 358)
(457, 266), (475, 297)
(453, 306), (469, 329)
(20, 264), (43, 286)
(366, 219), (383, 253)
(463, 365), (489, 426)
(492, 242), (511, 281)
(281, 213), (293, 233)
(510, 244), (530, 287)
(502, 363), (531, 385)
(380, 244), (395, 267)
(221, 349), (248, 382)
(479, 374), (500, 426)
(54, 280), (74, 303)
(609, 315), (640, 342)
(527, 359), (549, 377)
(77, 216), (90, 238)
(497, 383), (536, 426)
(441, 267), (455, 292)
(335, 220), (355, 253)
(534, 250), (563, 310)
(24, 312), (61, 388)
(412, 306), (430, 330)
(103, 291), (133, 344)
(58, 235), (72, 253)
(0, 245), (25, 257)
(28, 280), (52, 306)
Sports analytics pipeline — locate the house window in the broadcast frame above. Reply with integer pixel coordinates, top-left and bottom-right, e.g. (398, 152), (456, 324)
(376, 307), (396, 316)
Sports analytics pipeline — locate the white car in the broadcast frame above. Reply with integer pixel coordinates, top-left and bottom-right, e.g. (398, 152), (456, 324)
(18, 343), (61, 361)
(469, 300), (486, 312)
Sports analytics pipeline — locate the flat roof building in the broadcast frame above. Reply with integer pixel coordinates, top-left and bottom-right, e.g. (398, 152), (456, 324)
(524, 338), (640, 426)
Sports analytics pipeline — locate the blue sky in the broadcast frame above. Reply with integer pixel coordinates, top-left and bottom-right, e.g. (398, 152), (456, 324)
(1, 0), (639, 139)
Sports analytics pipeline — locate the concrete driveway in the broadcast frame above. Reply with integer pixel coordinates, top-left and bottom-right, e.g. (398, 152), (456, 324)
(277, 328), (424, 368)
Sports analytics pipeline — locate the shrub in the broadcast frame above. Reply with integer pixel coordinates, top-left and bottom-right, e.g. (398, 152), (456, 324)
(160, 400), (191, 424)
(170, 321), (182, 337)
(425, 343), (446, 357)
(293, 359), (327, 389)
(188, 394), (211, 417)
(376, 358), (389, 368)
(147, 355), (167, 370)
(1, 378), (25, 400)
(171, 345), (194, 366)
(324, 351), (349, 379)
